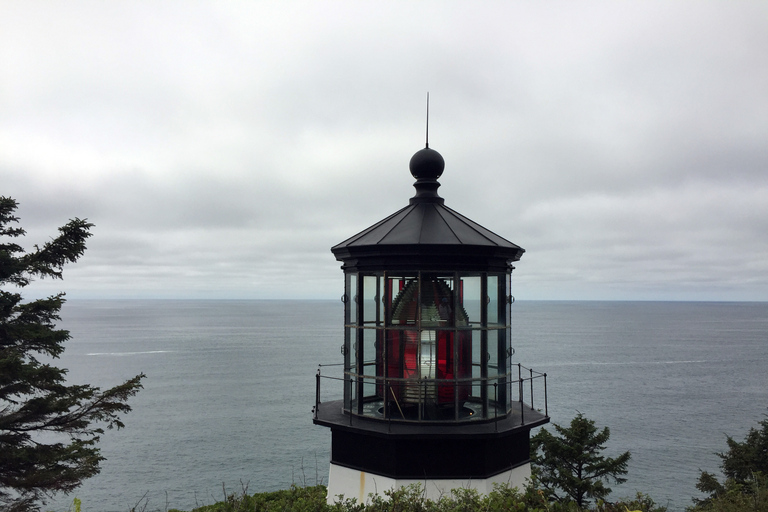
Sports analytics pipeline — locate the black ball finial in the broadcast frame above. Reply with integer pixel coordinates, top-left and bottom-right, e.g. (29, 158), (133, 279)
(409, 147), (445, 180)
(408, 146), (445, 204)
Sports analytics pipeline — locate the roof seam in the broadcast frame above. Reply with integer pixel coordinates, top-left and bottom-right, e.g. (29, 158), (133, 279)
(379, 205), (418, 244)
(433, 206), (464, 245)
(441, 204), (514, 247)
(416, 204), (430, 243)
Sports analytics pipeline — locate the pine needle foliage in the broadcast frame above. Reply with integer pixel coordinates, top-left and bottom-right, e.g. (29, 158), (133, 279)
(0, 196), (145, 512)
(531, 413), (631, 508)
(691, 413), (768, 511)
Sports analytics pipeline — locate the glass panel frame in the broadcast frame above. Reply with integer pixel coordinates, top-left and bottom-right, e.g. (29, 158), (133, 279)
(340, 269), (519, 423)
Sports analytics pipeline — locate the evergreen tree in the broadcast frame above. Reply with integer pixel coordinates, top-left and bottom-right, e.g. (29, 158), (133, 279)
(0, 196), (145, 512)
(531, 412), (631, 508)
(694, 413), (768, 508)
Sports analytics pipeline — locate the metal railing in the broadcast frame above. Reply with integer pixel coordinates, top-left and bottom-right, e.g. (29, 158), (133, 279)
(517, 363), (548, 425)
(314, 362), (547, 425)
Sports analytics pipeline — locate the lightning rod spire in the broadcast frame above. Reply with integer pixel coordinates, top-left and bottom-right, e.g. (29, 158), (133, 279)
(425, 92), (430, 148)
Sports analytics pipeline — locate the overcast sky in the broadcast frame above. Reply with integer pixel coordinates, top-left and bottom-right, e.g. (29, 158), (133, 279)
(2, 1), (767, 301)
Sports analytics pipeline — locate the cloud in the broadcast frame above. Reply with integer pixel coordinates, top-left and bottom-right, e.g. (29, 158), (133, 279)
(2, 1), (767, 300)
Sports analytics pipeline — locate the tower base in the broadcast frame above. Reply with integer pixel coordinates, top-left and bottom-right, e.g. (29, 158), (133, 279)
(325, 462), (531, 504)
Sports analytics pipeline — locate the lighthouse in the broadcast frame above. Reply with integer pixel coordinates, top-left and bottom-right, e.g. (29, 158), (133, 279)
(313, 143), (549, 503)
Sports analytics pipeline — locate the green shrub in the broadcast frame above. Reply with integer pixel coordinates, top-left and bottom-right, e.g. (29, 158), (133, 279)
(184, 485), (329, 512)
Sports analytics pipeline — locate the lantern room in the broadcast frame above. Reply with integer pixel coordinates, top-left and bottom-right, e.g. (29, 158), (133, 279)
(314, 144), (549, 503)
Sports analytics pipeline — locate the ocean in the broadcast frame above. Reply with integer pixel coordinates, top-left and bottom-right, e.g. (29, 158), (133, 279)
(42, 300), (768, 512)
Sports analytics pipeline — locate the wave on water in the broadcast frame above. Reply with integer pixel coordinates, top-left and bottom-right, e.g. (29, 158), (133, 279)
(546, 360), (709, 366)
(85, 350), (174, 356)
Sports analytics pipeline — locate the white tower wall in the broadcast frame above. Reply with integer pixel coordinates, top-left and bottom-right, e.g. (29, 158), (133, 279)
(326, 462), (531, 505)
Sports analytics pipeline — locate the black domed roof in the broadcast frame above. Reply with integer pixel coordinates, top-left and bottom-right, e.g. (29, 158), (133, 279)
(331, 146), (524, 272)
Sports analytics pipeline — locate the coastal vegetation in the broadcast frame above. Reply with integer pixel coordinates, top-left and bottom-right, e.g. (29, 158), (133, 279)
(689, 413), (768, 511)
(161, 484), (665, 512)
(150, 414), (649, 512)
(107, 412), (765, 512)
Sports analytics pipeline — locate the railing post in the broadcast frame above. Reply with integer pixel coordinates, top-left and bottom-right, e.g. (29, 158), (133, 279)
(453, 380), (458, 421)
(530, 367), (534, 410)
(519, 377), (525, 425)
(385, 377), (390, 431)
(494, 382), (498, 431)
(315, 368), (320, 420)
(544, 373), (548, 417)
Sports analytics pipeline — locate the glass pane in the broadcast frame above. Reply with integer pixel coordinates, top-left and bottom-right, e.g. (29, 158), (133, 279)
(498, 327), (511, 411)
(344, 327), (356, 410)
(436, 329), (472, 406)
(460, 275), (482, 326)
(487, 275), (499, 326)
(362, 274), (379, 324)
(384, 329), (403, 399)
(379, 275), (386, 317)
(420, 274), (455, 327)
(386, 276), (404, 324)
(506, 273), (512, 327)
(362, 328), (377, 376)
(346, 327), (357, 374)
(384, 328), (421, 409)
(471, 329), (482, 400)
(388, 276), (418, 325)
(458, 329), (472, 405)
(346, 273), (357, 325)
(362, 350), (377, 398)
(353, 327), (362, 414)
(499, 328), (510, 376)
(497, 273), (508, 327)
(487, 328), (500, 378)
(349, 373), (357, 408)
